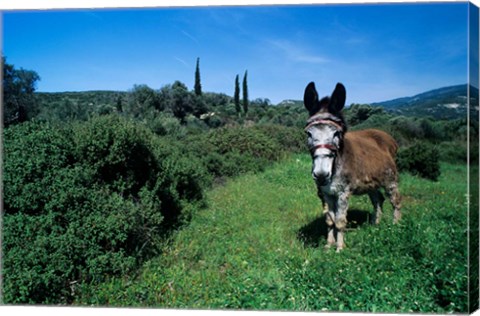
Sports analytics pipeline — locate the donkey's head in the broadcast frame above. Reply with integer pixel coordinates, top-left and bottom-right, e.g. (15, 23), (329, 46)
(304, 82), (347, 185)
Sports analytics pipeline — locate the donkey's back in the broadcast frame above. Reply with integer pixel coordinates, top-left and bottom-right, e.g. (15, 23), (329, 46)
(342, 129), (399, 194)
(347, 129), (398, 157)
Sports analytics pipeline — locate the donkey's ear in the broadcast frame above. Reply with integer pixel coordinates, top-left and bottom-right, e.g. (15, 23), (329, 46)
(304, 82), (321, 116)
(328, 83), (346, 114)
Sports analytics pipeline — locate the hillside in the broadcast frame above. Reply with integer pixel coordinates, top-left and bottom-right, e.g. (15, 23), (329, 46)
(276, 84), (479, 120)
(276, 99), (304, 107)
(36, 90), (128, 108)
(34, 84), (479, 122)
(372, 84), (479, 120)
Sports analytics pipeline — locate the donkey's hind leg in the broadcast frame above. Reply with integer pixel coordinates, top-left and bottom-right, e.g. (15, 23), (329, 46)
(368, 190), (385, 225)
(385, 182), (402, 223)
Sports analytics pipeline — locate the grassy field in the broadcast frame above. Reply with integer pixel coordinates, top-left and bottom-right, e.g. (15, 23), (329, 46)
(77, 155), (469, 313)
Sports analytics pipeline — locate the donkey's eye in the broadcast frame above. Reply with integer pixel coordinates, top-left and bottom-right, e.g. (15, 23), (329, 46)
(306, 131), (313, 138)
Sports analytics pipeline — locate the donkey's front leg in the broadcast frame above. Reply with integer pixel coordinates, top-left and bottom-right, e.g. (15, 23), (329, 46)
(322, 196), (336, 249)
(325, 209), (336, 249)
(334, 192), (350, 252)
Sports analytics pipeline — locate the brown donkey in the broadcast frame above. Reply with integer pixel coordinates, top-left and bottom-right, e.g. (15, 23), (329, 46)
(304, 82), (401, 252)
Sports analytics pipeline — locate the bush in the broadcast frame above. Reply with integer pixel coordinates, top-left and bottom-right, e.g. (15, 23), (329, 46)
(3, 179), (146, 303)
(184, 114), (209, 135)
(389, 116), (424, 140)
(252, 124), (306, 154)
(72, 115), (157, 195)
(345, 104), (386, 126)
(397, 141), (441, 181)
(202, 112), (225, 129)
(3, 115), (210, 304)
(436, 141), (468, 164)
(184, 126), (287, 178)
(72, 115), (211, 223)
(146, 111), (186, 137)
(3, 121), (74, 215)
(207, 126), (279, 161)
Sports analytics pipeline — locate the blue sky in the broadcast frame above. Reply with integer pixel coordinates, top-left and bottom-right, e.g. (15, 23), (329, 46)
(2, 2), (470, 104)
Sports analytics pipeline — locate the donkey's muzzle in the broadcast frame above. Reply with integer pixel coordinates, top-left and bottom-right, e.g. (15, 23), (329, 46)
(312, 171), (331, 186)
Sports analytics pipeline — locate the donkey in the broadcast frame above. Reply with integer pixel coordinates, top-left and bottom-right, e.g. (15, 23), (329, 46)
(304, 82), (401, 252)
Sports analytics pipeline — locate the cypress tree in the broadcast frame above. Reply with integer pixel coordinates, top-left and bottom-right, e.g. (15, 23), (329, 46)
(115, 95), (123, 113)
(194, 57), (202, 96)
(234, 74), (241, 116)
(242, 70), (249, 114)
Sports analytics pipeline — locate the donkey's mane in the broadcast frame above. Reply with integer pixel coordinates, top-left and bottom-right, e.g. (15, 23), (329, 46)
(307, 110), (348, 133)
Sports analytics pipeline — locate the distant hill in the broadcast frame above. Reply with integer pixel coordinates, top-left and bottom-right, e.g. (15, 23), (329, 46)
(35, 84), (479, 121)
(277, 84), (479, 120)
(276, 99), (304, 107)
(372, 84), (479, 120)
(36, 90), (128, 106)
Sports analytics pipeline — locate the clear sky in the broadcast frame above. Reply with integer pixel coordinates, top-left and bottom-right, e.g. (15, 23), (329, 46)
(2, 2), (470, 104)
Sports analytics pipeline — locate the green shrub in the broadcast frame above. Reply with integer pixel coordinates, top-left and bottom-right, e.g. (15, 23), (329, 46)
(252, 124), (306, 154)
(436, 141), (468, 164)
(184, 125), (287, 178)
(72, 115), (157, 195)
(71, 114), (210, 228)
(3, 121), (74, 215)
(436, 140), (478, 165)
(397, 141), (441, 181)
(202, 113), (225, 128)
(3, 116), (209, 304)
(148, 136), (211, 225)
(3, 179), (146, 304)
(345, 104), (387, 126)
(207, 126), (279, 161)
(184, 114), (209, 135)
(146, 111), (186, 137)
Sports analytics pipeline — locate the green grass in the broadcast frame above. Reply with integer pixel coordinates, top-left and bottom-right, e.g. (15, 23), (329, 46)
(77, 155), (469, 313)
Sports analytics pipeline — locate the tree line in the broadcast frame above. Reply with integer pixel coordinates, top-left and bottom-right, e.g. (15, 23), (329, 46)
(3, 56), (258, 129)
(3, 56), (477, 167)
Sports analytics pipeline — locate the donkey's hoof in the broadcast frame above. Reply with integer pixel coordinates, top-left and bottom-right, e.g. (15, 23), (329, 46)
(335, 243), (346, 252)
(393, 214), (402, 224)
